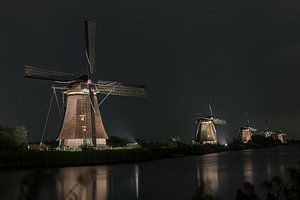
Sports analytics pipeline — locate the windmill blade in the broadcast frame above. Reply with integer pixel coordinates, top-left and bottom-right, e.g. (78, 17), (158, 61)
(195, 114), (212, 121)
(213, 118), (226, 125)
(208, 104), (213, 116)
(194, 113), (207, 117)
(25, 65), (81, 82)
(94, 81), (147, 97)
(207, 94), (213, 116)
(85, 21), (96, 75)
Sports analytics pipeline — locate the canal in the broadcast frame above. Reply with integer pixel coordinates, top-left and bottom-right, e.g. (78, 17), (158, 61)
(0, 145), (299, 199)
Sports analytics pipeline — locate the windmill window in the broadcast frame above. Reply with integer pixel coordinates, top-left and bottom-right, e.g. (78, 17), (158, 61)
(79, 115), (86, 121)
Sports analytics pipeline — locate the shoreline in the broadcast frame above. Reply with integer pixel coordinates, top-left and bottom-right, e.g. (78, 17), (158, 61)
(0, 144), (295, 170)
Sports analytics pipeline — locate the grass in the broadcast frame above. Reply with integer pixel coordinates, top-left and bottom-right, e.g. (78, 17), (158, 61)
(0, 144), (228, 169)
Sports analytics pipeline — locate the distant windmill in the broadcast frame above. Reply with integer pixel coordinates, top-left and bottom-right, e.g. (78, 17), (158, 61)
(274, 130), (287, 143)
(238, 114), (257, 143)
(262, 120), (287, 143)
(25, 21), (147, 148)
(260, 120), (287, 143)
(194, 98), (226, 144)
(261, 120), (273, 138)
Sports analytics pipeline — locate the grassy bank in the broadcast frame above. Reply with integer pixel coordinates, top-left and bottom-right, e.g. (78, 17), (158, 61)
(0, 144), (227, 169)
(0, 143), (294, 169)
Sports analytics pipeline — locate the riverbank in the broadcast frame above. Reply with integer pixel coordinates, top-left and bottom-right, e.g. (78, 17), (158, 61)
(0, 143), (293, 170)
(0, 144), (225, 169)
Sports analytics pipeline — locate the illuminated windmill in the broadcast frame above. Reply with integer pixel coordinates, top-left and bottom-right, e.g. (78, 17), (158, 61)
(260, 120), (287, 143)
(261, 120), (273, 138)
(238, 117), (257, 143)
(194, 101), (226, 144)
(274, 130), (287, 143)
(239, 126), (257, 143)
(238, 113), (257, 144)
(25, 21), (146, 148)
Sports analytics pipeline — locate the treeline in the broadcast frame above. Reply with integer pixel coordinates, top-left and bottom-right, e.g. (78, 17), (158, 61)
(228, 134), (289, 151)
(0, 125), (27, 151)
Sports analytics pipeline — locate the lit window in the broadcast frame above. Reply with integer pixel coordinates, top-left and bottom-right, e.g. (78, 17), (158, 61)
(79, 115), (85, 121)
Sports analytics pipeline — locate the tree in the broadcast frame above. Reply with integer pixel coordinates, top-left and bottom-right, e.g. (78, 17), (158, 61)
(106, 136), (131, 147)
(0, 125), (28, 151)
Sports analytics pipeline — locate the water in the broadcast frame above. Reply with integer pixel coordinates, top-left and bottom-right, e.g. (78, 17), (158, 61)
(0, 145), (299, 200)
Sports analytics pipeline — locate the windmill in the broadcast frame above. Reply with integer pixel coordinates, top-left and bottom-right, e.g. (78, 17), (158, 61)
(25, 21), (147, 148)
(194, 99), (226, 144)
(261, 120), (287, 143)
(273, 130), (287, 143)
(238, 114), (257, 143)
(261, 120), (273, 138)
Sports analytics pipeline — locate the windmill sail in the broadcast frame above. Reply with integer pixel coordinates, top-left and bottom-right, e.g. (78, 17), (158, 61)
(213, 118), (226, 125)
(85, 21), (96, 75)
(95, 81), (147, 97)
(25, 65), (81, 82)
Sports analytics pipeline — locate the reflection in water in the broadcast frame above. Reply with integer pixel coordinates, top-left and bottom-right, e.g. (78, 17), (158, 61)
(3, 146), (300, 200)
(243, 150), (253, 183)
(196, 162), (200, 188)
(134, 165), (139, 199)
(266, 160), (272, 180)
(53, 165), (139, 200)
(56, 166), (108, 200)
(279, 151), (286, 179)
(279, 161), (285, 177)
(197, 154), (219, 194)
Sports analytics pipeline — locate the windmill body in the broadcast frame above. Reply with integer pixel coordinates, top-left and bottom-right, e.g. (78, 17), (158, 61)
(275, 132), (286, 143)
(57, 83), (108, 148)
(239, 126), (256, 143)
(194, 103), (226, 144)
(195, 118), (218, 144)
(25, 21), (146, 148)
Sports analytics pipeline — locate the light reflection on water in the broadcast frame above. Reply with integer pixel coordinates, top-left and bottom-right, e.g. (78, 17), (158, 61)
(55, 166), (108, 200)
(134, 165), (139, 199)
(54, 164), (139, 200)
(0, 145), (300, 200)
(197, 154), (219, 193)
(243, 150), (253, 183)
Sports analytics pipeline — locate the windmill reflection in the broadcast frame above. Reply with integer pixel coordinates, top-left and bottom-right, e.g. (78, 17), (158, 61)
(196, 155), (219, 194)
(56, 166), (108, 200)
(55, 164), (140, 200)
(134, 165), (139, 199)
(243, 150), (253, 183)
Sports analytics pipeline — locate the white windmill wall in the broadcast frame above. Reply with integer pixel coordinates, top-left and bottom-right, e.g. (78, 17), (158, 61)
(200, 121), (217, 144)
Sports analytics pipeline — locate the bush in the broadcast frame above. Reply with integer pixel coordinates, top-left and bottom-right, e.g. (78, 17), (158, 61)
(235, 161), (300, 200)
(107, 136), (131, 147)
(0, 125), (28, 151)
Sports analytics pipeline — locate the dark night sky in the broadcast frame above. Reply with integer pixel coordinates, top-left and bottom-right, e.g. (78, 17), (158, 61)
(1, 0), (300, 143)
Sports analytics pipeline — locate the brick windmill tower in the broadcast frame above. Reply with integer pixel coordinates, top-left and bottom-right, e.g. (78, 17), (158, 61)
(25, 21), (146, 148)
